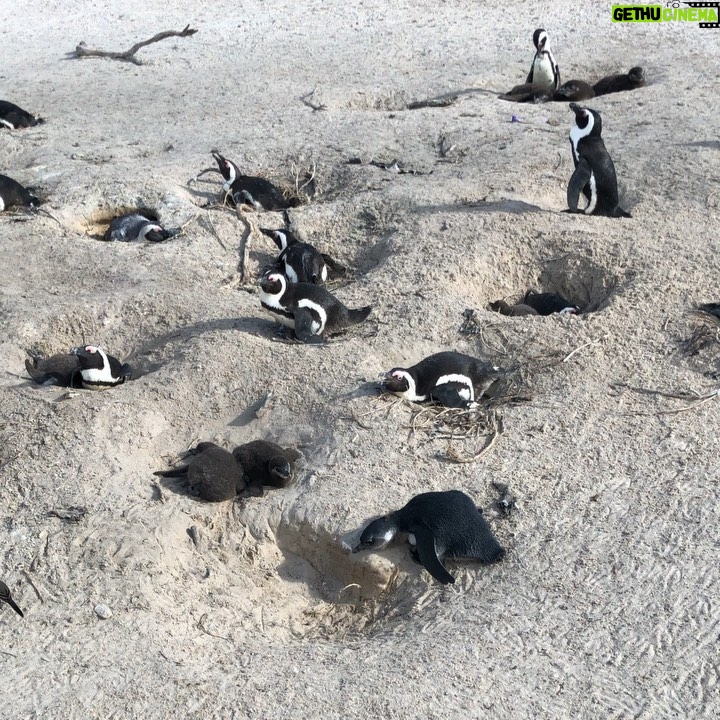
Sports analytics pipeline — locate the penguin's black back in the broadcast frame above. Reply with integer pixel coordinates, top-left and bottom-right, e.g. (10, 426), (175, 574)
(0, 100), (43, 129)
(282, 282), (371, 333)
(573, 135), (621, 213)
(277, 242), (327, 284)
(232, 175), (298, 211)
(232, 440), (300, 488)
(186, 443), (245, 502)
(523, 291), (577, 315)
(405, 351), (496, 396)
(393, 490), (504, 563)
(0, 174), (40, 208)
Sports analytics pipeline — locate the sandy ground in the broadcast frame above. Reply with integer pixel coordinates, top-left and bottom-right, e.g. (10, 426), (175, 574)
(1, 1), (719, 717)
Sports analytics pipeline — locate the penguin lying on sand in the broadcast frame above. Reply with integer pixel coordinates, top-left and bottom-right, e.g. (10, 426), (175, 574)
(233, 440), (301, 496)
(552, 79), (595, 102)
(0, 100), (44, 129)
(567, 103), (631, 218)
(488, 300), (539, 317)
(523, 290), (580, 316)
(25, 346), (131, 389)
(0, 174), (40, 211)
(500, 29), (560, 102)
(0, 580), (23, 618)
(698, 302), (720, 320)
(381, 351), (502, 409)
(212, 151), (299, 211)
(593, 67), (645, 97)
(103, 214), (173, 242)
(155, 440), (301, 501)
(258, 270), (371, 343)
(350, 490), (505, 585)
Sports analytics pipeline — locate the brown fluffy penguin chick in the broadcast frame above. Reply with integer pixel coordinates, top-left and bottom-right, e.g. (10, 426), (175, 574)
(154, 442), (245, 502)
(488, 300), (540, 317)
(232, 440), (301, 496)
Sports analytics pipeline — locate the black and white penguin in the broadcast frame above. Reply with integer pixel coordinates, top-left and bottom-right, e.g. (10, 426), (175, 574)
(0, 100), (44, 129)
(0, 580), (23, 618)
(381, 351), (502, 409)
(257, 270), (372, 343)
(154, 442), (246, 502)
(103, 214), (173, 242)
(0, 174), (40, 211)
(698, 302), (720, 319)
(567, 103), (631, 218)
(232, 440), (301, 495)
(593, 67), (645, 97)
(71, 346), (132, 390)
(211, 151), (299, 211)
(25, 349), (83, 387)
(523, 290), (580, 315)
(526, 29), (560, 91)
(260, 226), (328, 285)
(350, 490), (505, 585)
(488, 300), (540, 317)
(552, 79), (595, 102)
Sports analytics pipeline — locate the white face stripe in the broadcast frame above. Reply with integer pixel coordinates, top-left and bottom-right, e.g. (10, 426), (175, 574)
(321, 265), (328, 282)
(225, 162), (236, 184)
(283, 260), (299, 284)
(435, 374), (475, 402)
(274, 231), (288, 250)
(139, 224), (162, 240)
(390, 370), (427, 402)
(408, 532), (417, 546)
(297, 298), (327, 334)
(82, 347), (117, 384)
(258, 274), (287, 309)
(570, 112), (594, 162)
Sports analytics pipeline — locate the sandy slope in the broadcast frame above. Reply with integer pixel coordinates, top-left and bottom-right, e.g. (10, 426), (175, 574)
(1, 1), (719, 718)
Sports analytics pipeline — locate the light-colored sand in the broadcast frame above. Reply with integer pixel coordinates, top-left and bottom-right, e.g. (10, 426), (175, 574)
(1, 1), (719, 717)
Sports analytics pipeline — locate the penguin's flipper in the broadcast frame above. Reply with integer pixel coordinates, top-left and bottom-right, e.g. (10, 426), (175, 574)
(321, 254), (347, 276)
(430, 383), (471, 409)
(293, 309), (324, 344)
(409, 523), (456, 585)
(0, 585), (23, 618)
(567, 158), (592, 212)
(153, 466), (190, 478)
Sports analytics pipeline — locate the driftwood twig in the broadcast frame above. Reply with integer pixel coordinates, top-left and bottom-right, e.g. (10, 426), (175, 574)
(71, 25), (198, 65)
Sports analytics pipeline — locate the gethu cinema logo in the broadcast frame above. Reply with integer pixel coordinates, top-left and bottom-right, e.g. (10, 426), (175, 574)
(612, 3), (719, 22)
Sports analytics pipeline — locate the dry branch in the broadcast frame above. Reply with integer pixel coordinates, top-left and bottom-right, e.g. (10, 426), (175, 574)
(71, 25), (198, 65)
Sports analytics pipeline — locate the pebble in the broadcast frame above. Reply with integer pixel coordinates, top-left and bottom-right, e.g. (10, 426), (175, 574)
(94, 603), (112, 620)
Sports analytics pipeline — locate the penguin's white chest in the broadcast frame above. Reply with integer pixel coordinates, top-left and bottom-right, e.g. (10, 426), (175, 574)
(533, 55), (556, 89)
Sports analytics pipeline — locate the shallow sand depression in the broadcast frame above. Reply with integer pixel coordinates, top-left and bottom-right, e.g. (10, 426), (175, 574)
(1, 1), (719, 718)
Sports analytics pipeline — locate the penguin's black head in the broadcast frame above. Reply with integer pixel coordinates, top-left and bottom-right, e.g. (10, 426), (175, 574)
(570, 103), (602, 137)
(352, 515), (397, 553)
(259, 227), (291, 251)
(211, 151), (238, 183)
(382, 369), (411, 393)
(533, 28), (548, 51)
(71, 346), (128, 385)
(143, 224), (172, 243)
(268, 456), (295, 487)
(258, 270), (286, 295)
(628, 66), (645, 83)
(71, 345), (107, 371)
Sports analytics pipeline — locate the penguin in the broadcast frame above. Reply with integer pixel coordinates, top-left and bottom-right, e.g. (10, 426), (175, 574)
(211, 151), (299, 211)
(260, 226), (328, 285)
(71, 346), (132, 390)
(526, 29), (560, 91)
(350, 490), (505, 585)
(232, 440), (301, 496)
(488, 300), (540, 317)
(552, 79), (595, 102)
(593, 67), (645, 97)
(154, 442), (246, 502)
(698, 302), (720, 319)
(381, 351), (502, 409)
(103, 214), (173, 242)
(499, 83), (553, 104)
(0, 100), (44, 129)
(0, 580), (23, 618)
(567, 103), (631, 218)
(25, 349), (83, 387)
(0, 174), (40, 211)
(257, 270), (372, 343)
(523, 290), (580, 315)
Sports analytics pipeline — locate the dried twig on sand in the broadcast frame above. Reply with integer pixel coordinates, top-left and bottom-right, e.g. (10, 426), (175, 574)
(300, 89), (327, 112)
(70, 25), (198, 65)
(614, 382), (720, 416)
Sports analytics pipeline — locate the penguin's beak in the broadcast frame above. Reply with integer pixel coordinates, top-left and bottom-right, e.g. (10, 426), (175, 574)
(569, 102), (581, 113)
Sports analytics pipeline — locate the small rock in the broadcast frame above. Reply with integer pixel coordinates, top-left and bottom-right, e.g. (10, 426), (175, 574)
(94, 603), (112, 620)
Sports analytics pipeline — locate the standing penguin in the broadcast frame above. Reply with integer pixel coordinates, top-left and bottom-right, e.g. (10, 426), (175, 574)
(211, 151), (299, 211)
(232, 440), (301, 495)
(71, 346), (132, 390)
(0, 174), (40, 211)
(154, 442), (246, 502)
(381, 351), (502, 409)
(257, 270), (371, 343)
(260, 226), (328, 285)
(0, 100), (44, 129)
(103, 213), (173, 242)
(526, 29), (560, 90)
(350, 490), (505, 585)
(567, 103), (631, 218)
